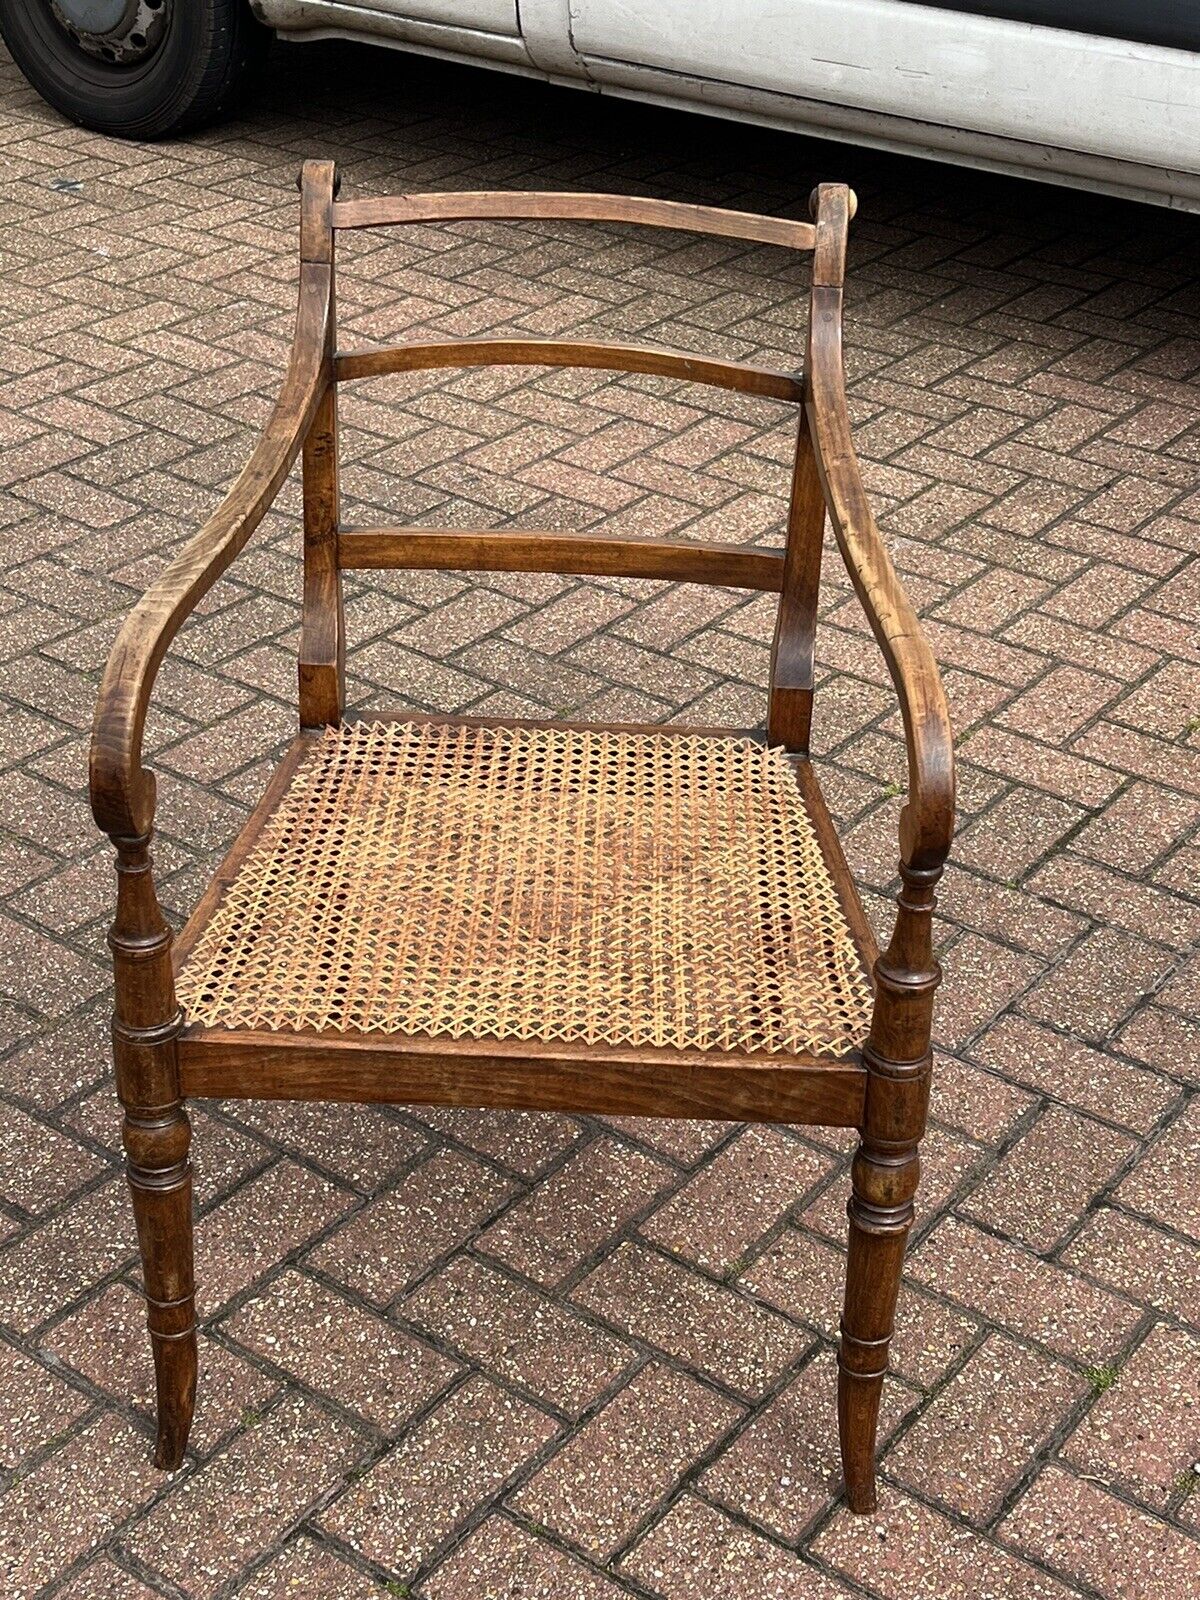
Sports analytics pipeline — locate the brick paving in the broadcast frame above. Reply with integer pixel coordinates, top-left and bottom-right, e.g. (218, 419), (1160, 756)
(0, 33), (1197, 1600)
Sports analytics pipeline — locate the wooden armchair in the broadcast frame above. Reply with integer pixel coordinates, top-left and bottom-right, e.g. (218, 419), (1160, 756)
(90, 162), (954, 1514)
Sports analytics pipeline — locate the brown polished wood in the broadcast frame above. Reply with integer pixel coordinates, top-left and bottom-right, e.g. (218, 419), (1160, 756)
(337, 526), (785, 590)
(767, 408), (826, 751)
(335, 337), (804, 402)
(331, 188), (817, 251)
(89, 167), (953, 1513)
(298, 160), (344, 730)
(178, 1026), (866, 1127)
(109, 830), (194, 1470)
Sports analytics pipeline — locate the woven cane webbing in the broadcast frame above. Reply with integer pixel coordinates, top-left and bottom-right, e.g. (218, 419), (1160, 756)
(176, 720), (874, 1056)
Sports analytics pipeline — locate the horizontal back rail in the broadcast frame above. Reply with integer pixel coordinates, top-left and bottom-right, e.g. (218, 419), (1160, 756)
(334, 337), (803, 402)
(331, 190), (816, 252)
(337, 527), (786, 590)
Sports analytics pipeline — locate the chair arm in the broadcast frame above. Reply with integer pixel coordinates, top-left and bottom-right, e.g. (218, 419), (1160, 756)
(89, 261), (332, 840)
(807, 283), (955, 873)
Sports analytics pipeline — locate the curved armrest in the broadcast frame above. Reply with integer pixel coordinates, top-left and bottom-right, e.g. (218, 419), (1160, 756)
(90, 261), (332, 839)
(807, 283), (955, 873)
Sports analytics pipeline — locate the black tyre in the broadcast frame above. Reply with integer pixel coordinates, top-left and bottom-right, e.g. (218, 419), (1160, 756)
(0, 0), (269, 139)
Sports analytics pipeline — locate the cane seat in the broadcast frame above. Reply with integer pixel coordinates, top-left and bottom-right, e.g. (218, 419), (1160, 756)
(175, 717), (874, 1059)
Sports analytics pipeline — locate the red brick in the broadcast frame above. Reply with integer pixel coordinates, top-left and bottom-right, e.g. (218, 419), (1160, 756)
(236, 1537), (394, 1598)
(194, 1158), (356, 1308)
(44, 1281), (278, 1457)
(1074, 720), (1200, 796)
(573, 1240), (812, 1398)
(1042, 562), (1152, 625)
(1115, 1004), (1200, 1082)
(909, 1216), (1140, 1363)
(402, 1253), (635, 1416)
(422, 1515), (631, 1598)
(308, 1147), (518, 1303)
(998, 665), (1119, 743)
(1000, 1465), (1200, 1600)
(1063, 1322), (1200, 1514)
(959, 725), (1122, 807)
(1028, 853), (1200, 945)
(700, 1348), (917, 1540)
(932, 932), (1045, 1048)
(886, 1334), (1085, 1521)
(1062, 1207), (1200, 1327)
(0, 1341), (90, 1471)
(137, 1395), (368, 1598)
(415, 1105), (583, 1178)
(740, 1226), (977, 1389)
(511, 1363), (740, 1558)
(1116, 1099), (1200, 1240)
(0, 1104), (108, 1214)
(599, 1116), (735, 1165)
(953, 785), (1085, 879)
(230, 1098), (427, 1189)
(1021, 927), (1173, 1042)
(640, 1125), (832, 1273)
(939, 865), (1085, 958)
(320, 1377), (557, 1576)
(623, 1495), (845, 1599)
(971, 1015), (1175, 1133)
(478, 1135), (675, 1288)
(0, 1181), (134, 1334)
(0, 1414), (161, 1597)
(223, 1268), (458, 1427)
(929, 1048), (1037, 1143)
(814, 1488), (1078, 1599)
(53, 1558), (161, 1600)
(962, 1105), (1136, 1251)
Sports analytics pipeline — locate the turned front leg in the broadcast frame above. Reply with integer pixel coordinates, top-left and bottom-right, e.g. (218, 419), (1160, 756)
(839, 1060), (926, 1512)
(111, 834), (197, 1470)
(839, 861), (939, 1513)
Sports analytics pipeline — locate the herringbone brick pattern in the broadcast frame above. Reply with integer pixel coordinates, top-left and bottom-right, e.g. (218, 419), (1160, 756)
(0, 36), (1197, 1600)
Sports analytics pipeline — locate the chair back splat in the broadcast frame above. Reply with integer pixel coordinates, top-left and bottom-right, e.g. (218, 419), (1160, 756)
(88, 162), (954, 1518)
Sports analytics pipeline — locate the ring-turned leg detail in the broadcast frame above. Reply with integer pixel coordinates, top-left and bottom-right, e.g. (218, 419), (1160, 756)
(109, 832), (196, 1469)
(839, 860), (939, 1513)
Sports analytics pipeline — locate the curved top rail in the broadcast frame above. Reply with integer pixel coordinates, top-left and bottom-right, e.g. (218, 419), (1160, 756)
(331, 190), (816, 252)
(89, 262), (332, 840)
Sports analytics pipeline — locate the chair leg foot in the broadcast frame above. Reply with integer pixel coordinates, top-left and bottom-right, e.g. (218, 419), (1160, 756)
(838, 1362), (882, 1513)
(126, 1103), (197, 1471)
(150, 1328), (198, 1470)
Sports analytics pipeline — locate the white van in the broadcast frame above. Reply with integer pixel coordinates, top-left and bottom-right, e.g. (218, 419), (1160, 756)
(3, 1), (1197, 209)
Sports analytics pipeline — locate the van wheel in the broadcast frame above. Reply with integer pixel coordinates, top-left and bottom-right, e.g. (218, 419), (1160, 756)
(0, 0), (269, 138)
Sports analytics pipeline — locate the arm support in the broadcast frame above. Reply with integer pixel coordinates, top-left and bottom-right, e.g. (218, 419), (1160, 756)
(90, 260), (331, 839)
(807, 282), (955, 872)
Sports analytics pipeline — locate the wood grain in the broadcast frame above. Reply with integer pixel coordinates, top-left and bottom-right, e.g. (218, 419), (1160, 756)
(298, 160), (344, 728)
(337, 526), (785, 590)
(335, 338), (803, 402)
(178, 1024), (865, 1127)
(332, 189), (816, 252)
(805, 185), (955, 874)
